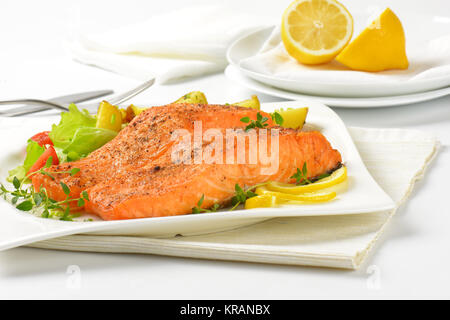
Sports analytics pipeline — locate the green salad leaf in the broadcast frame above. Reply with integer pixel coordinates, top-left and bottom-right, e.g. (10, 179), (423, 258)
(7, 140), (45, 182)
(49, 104), (116, 160)
(63, 127), (117, 159)
(49, 104), (96, 149)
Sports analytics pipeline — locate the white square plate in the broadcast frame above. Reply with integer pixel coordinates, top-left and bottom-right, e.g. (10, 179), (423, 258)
(0, 101), (395, 250)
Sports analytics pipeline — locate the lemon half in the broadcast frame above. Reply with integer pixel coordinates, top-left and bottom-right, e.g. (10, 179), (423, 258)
(335, 8), (409, 72)
(281, 0), (353, 65)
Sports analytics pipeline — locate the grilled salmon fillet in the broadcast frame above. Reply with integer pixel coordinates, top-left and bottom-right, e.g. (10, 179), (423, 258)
(32, 104), (342, 220)
(85, 129), (342, 220)
(32, 104), (274, 203)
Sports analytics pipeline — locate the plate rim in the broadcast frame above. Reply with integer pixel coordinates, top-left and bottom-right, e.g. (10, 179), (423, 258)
(225, 64), (450, 108)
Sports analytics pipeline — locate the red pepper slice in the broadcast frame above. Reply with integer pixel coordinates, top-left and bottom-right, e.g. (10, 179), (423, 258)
(27, 145), (59, 175)
(30, 131), (53, 147)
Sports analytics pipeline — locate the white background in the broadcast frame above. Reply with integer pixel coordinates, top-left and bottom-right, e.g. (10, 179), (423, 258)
(0, 0), (449, 299)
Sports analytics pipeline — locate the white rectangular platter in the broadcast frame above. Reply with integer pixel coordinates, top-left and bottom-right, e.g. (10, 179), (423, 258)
(0, 101), (395, 250)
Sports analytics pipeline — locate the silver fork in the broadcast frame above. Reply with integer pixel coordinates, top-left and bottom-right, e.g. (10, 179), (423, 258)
(0, 78), (155, 117)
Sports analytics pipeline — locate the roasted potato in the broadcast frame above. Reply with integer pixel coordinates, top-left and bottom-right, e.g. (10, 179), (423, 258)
(96, 101), (123, 132)
(232, 95), (260, 110)
(127, 104), (147, 120)
(275, 107), (309, 130)
(174, 91), (208, 104)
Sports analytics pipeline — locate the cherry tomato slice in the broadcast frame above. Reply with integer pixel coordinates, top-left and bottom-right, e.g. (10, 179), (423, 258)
(27, 145), (59, 175)
(30, 131), (53, 147)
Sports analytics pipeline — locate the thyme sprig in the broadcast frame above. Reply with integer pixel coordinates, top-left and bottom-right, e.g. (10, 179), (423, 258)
(290, 162), (332, 185)
(290, 162), (312, 185)
(230, 184), (257, 210)
(192, 194), (220, 214)
(0, 164), (87, 221)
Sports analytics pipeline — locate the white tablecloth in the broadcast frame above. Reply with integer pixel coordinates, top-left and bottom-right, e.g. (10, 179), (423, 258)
(29, 127), (439, 269)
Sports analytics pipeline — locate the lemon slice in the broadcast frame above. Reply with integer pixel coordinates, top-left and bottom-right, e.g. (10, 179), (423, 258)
(335, 8), (408, 72)
(267, 166), (347, 194)
(255, 186), (336, 203)
(244, 194), (277, 209)
(281, 0), (353, 65)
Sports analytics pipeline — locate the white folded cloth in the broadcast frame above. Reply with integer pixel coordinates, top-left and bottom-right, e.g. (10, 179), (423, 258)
(29, 127), (439, 269)
(240, 26), (450, 85)
(67, 6), (274, 83)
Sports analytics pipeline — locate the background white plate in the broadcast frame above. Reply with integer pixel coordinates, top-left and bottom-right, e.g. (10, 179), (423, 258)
(225, 64), (450, 108)
(228, 17), (450, 97)
(0, 101), (395, 250)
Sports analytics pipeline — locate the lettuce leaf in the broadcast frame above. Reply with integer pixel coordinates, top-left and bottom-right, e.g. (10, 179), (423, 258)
(49, 104), (96, 149)
(7, 140), (45, 182)
(9, 104), (117, 182)
(63, 127), (117, 158)
(7, 166), (26, 183)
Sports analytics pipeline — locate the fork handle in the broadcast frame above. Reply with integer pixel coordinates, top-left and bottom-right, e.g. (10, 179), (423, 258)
(0, 99), (68, 111)
(4, 106), (53, 117)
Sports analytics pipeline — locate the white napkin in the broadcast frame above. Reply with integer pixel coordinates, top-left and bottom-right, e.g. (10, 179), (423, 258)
(240, 26), (450, 84)
(67, 6), (273, 83)
(29, 127), (439, 270)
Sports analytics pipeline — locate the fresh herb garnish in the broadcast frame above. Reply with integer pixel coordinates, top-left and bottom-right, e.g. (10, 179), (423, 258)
(316, 172), (331, 180)
(192, 194), (220, 214)
(70, 168), (80, 176)
(230, 184), (257, 210)
(81, 190), (89, 201)
(0, 168), (89, 221)
(60, 182), (71, 195)
(290, 162), (312, 185)
(240, 112), (269, 131)
(271, 111), (284, 126)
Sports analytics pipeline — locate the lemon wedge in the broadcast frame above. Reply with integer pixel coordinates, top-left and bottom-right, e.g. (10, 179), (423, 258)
(267, 166), (347, 194)
(335, 8), (408, 72)
(244, 194), (277, 209)
(281, 0), (353, 65)
(245, 166), (347, 209)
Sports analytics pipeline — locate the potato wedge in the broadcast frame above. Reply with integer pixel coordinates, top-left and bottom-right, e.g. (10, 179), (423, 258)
(119, 108), (127, 122)
(122, 104), (146, 122)
(275, 107), (308, 130)
(232, 95), (260, 110)
(174, 91), (208, 104)
(96, 101), (122, 132)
